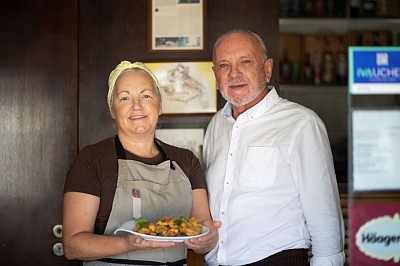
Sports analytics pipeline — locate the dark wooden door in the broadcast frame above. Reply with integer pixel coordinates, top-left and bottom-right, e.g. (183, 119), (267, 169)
(0, 1), (78, 265)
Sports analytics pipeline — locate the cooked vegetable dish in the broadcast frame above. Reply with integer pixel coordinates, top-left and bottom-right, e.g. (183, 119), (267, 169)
(134, 216), (203, 237)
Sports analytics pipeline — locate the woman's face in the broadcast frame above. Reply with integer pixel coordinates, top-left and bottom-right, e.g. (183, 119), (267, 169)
(112, 70), (161, 139)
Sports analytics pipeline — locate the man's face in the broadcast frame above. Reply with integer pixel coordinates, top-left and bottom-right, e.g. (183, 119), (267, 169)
(213, 32), (273, 108)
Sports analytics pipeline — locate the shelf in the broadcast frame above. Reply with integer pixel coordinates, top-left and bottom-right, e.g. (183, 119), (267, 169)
(280, 84), (348, 93)
(280, 18), (348, 33)
(347, 18), (400, 34)
(279, 18), (400, 34)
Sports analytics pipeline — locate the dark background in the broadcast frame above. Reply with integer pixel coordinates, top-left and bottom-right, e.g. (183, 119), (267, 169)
(0, 0), (279, 265)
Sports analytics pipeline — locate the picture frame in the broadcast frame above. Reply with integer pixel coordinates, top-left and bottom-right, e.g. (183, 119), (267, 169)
(148, 0), (206, 52)
(146, 61), (217, 114)
(155, 128), (204, 162)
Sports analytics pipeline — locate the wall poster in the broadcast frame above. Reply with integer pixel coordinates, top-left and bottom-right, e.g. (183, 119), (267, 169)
(146, 61), (216, 114)
(149, 0), (205, 52)
(352, 109), (400, 191)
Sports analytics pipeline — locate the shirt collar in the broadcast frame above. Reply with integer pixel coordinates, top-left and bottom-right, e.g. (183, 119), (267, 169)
(222, 86), (277, 121)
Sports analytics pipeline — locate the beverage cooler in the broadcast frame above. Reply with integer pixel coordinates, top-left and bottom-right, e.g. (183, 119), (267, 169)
(348, 46), (400, 265)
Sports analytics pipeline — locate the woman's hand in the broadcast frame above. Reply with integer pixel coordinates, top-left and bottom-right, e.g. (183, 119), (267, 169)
(184, 220), (221, 254)
(126, 234), (177, 249)
(63, 192), (177, 260)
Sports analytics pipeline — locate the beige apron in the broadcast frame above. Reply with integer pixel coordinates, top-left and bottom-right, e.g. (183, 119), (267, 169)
(84, 137), (192, 266)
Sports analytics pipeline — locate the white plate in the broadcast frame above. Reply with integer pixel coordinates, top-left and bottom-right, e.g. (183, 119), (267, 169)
(114, 220), (210, 242)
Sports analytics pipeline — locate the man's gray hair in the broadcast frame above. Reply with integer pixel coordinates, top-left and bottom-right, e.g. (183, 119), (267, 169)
(212, 29), (268, 62)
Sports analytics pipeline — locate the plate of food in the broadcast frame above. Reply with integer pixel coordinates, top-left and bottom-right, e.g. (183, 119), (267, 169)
(114, 216), (210, 242)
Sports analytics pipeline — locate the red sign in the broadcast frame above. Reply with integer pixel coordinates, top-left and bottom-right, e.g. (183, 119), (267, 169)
(349, 202), (400, 265)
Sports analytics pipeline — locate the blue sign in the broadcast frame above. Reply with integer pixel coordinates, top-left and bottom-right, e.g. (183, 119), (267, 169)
(349, 47), (400, 94)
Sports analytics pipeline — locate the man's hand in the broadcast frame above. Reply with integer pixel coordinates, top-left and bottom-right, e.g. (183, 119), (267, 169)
(184, 220), (222, 254)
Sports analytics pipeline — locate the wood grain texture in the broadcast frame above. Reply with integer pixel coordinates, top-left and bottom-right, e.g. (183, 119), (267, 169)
(0, 1), (78, 265)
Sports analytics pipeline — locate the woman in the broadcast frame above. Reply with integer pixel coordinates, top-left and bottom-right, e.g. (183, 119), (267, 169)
(63, 61), (219, 265)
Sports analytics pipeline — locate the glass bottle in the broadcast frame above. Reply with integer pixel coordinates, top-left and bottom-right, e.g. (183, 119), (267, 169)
(280, 0), (290, 17)
(314, 0), (325, 16)
(313, 53), (321, 86)
(302, 0), (314, 17)
(280, 49), (292, 84)
(350, 0), (361, 17)
(326, 0), (335, 17)
(336, 36), (348, 85)
(373, 31), (381, 46)
(289, 0), (301, 17)
(322, 53), (334, 84)
(303, 53), (314, 84)
(335, 0), (346, 17)
(321, 37), (334, 84)
(362, 0), (376, 17)
(376, 0), (389, 17)
(291, 60), (301, 83)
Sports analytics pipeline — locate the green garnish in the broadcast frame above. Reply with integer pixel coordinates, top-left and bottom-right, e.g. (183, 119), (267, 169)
(173, 216), (186, 226)
(134, 217), (150, 230)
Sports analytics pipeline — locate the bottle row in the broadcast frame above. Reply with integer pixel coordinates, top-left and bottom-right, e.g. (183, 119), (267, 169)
(280, 0), (346, 18)
(279, 0), (400, 18)
(350, 0), (400, 18)
(279, 30), (394, 86)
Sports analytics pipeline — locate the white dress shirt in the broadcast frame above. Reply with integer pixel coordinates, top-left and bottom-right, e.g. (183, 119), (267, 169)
(203, 88), (345, 266)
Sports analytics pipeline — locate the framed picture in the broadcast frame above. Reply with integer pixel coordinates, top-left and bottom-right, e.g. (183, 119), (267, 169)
(155, 128), (204, 162)
(148, 0), (206, 52)
(146, 61), (217, 114)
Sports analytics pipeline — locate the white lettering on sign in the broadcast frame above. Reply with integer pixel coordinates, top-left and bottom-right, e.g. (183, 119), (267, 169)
(376, 53), (389, 66)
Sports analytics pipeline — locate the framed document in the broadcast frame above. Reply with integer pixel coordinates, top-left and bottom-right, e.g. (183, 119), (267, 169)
(148, 0), (206, 52)
(146, 61), (216, 114)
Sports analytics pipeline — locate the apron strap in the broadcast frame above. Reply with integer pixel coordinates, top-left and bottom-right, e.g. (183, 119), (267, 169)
(115, 136), (127, 159)
(154, 138), (176, 170)
(114, 136), (176, 170)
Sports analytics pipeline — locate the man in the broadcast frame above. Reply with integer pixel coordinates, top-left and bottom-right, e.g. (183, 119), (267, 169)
(202, 29), (345, 265)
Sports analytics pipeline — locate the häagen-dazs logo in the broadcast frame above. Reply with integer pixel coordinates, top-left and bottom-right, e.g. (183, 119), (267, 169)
(356, 213), (400, 263)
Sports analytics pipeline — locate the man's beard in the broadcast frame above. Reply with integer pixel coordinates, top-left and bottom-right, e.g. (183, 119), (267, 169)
(220, 82), (266, 107)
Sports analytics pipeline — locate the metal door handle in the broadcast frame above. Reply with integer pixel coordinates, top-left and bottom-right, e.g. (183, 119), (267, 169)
(53, 242), (64, 256)
(53, 224), (63, 238)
